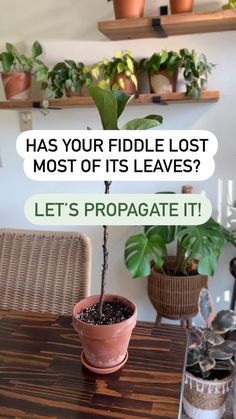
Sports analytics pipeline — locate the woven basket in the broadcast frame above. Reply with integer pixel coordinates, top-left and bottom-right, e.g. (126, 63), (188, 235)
(183, 370), (234, 419)
(147, 257), (208, 320)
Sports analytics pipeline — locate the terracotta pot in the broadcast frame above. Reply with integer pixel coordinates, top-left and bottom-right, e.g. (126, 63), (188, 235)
(112, 0), (145, 19)
(72, 294), (137, 372)
(65, 85), (89, 97)
(1, 72), (31, 100)
(149, 69), (178, 94)
(115, 70), (138, 95)
(170, 0), (193, 14)
(183, 370), (234, 419)
(147, 257), (208, 320)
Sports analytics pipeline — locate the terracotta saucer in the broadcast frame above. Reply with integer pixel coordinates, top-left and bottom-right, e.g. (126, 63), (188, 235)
(81, 351), (128, 374)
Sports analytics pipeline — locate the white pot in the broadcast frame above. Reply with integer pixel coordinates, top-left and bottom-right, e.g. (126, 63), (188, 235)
(183, 370), (234, 419)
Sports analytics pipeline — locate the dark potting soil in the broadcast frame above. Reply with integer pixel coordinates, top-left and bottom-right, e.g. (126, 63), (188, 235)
(187, 366), (232, 380)
(76, 301), (133, 325)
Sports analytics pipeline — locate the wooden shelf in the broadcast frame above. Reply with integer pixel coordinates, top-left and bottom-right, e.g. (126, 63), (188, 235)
(98, 10), (236, 40)
(0, 91), (220, 110)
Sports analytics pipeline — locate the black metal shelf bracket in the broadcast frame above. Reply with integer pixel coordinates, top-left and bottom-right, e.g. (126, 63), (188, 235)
(152, 18), (167, 38)
(152, 96), (168, 105)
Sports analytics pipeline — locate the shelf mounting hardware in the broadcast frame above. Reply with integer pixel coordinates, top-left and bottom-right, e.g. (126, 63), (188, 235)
(151, 18), (167, 38)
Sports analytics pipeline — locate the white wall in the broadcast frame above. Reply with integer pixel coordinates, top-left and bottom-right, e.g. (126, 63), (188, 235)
(0, 0), (235, 323)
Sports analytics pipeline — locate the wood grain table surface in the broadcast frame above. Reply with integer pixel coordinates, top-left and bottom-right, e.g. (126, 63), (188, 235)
(0, 310), (188, 419)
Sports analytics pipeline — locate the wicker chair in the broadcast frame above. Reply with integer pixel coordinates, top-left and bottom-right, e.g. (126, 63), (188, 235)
(0, 229), (91, 315)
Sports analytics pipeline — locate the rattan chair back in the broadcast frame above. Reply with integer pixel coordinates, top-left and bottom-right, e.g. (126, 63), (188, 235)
(0, 229), (91, 314)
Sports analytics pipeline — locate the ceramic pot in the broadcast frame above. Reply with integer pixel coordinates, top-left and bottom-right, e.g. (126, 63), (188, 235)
(170, 0), (193, 14)
(115, 71), (138, 95)
(65, 85), (89, 97)
(149, 69), (178, 94)
(72, 294), (137, 373)
(183, 370), (234, 419)
(1, 72), (31, 100)
(147, 257), (208, 320)
(112, 0), (145, 19)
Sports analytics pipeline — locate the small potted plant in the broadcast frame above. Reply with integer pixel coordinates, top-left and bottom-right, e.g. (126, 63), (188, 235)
(92, 50), (138, 95)
(222, 0), (236, 9)
(139, 50), (181, 94)
(107, 0), (145, 19)
(184, 288), (236, 419)
(0, 41), (47, 100)
(124, 190), (230, 324)
(42, 60), (93, 98)
(72, 86), (163, 374)
(180, 48), (215, 98)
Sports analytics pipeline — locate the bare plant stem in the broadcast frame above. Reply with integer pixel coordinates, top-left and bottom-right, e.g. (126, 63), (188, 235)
(98, 181), (112, 318)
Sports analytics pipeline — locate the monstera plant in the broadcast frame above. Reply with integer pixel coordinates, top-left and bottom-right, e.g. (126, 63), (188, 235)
(124, 195), (230, 324)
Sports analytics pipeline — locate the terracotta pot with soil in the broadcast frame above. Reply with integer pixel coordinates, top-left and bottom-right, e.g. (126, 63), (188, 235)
(72, 294), (137, 373)
(112, 0), (145, 19)
(170, 0), (193, 14)
(1, 72), (31, 99)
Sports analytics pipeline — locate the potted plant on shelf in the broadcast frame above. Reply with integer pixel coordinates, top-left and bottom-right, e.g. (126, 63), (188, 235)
(124, 190), (230, 325)
(170, 0), (194, 14)
(92, 50), (138, 95)
(42, 60), (93, 98)
(139, 50), (181, 94)
(222, 0), (236, 9)
(107, 0), (145, 20)
(0, 41), (47, 100)
(183, 288), (236, 419)
(72, 86), (163, 374)
(180, 48), (215, 98)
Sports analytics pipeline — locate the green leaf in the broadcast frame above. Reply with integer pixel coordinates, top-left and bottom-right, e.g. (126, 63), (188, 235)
(187, 348), (203, 367)
(177, 218), (227, 276)
(118, 78), (125, 89)
(212, 310), (236, 333)
(36, 65), (48, 81)
(144, 114), (163, 124)
(0, 52), (14, 72)
(198, 355), (216, 372)
(122, 118), (162, 130)
(198, 288), (215, 328)
(126, 56), (134, 73)
(204, 330), (224, 346)
(88, 86), (118, 130)
(145, 225), (176, 244)
(6, 42), (17, 56)
(117, 62), (125, 73)
(32, 41), (43, 58)
(209, 350), (233, 360)
(124, 233), (166, 278)
(130, 74), (138, 89)
(160, 50), (169, 64)
(111, 90), (133, 119)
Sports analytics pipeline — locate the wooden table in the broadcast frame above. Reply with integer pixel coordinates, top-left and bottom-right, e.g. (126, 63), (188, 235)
(0, 310), (188, 419)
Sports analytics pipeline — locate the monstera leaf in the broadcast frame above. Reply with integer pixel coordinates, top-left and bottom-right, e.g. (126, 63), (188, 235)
(124, 233), (166, 278)
(177, 218), (227, 276)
